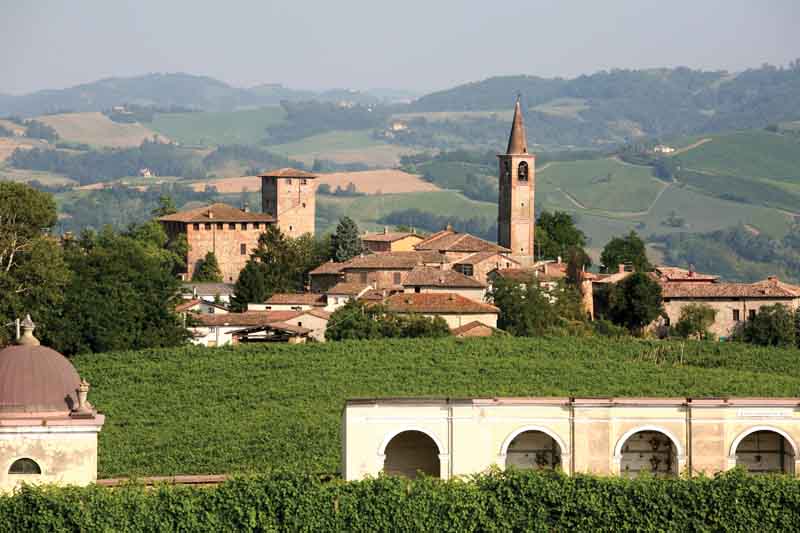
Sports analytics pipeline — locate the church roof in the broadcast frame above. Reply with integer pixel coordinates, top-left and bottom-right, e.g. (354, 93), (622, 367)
(505, 97), (528, 155)
(0, 344), (83, 413)
(259, 168), (317, 179)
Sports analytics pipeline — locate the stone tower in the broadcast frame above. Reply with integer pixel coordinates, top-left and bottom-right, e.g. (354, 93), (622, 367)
(260, 168), (318, 238)
(497, 97), (535, 258)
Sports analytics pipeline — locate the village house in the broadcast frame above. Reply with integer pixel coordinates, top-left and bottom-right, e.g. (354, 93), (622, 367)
(249, 293), (327, 312)
(324, 281), (374, 311)
(0, 317), (104, 492)
(414, 226), (511, 264)
(361, 228), (424, 253)
(383, 293), (499, 330)
(180, 282), (235, 304)
(342, 396), (800, 481)
(401, 266), (487, 302)
(187, 309), (330, 346)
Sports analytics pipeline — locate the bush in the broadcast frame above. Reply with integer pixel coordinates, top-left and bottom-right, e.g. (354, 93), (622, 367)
(3, 470), (800, 531)
(675, 303), (717, 340)
(740, 304), (797, 347)
(326, 300), (450, 341)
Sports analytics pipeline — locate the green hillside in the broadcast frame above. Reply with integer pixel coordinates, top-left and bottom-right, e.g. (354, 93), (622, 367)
(150, 107), (287, 146)
(75, 337), (800, 478)
(676, 130), (800, 181)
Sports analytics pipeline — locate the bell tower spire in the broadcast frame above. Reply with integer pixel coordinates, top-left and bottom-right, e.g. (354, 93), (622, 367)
(497, 97), (535, 259)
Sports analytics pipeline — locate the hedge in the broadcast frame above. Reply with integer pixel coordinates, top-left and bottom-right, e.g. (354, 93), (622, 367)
(2, 470), (800, 532)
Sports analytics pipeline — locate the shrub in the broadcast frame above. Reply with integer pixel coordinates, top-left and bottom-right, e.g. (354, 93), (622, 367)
(675, 303), (717, 340)
(741, 304), (797, 347)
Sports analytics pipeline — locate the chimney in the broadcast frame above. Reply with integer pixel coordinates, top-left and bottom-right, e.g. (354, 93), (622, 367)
(446, 223), (453, 232)
(17, 314), (40, 346)
(618, 264), (625, 274)
(207, 209), (214, 219)
(243, 201), (250, 213)
(383, 226), (388, 234)
(557, 255), (562, 264)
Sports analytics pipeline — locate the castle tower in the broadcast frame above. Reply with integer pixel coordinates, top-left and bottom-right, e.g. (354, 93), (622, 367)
(260, 168), (318, 238)
(497, 97), (535, 258)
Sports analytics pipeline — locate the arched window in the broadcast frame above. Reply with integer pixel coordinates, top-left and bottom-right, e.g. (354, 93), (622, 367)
(518, 161), (529, 181)
(9, 458), (41, 475)
(505, 430), (562, 470)
(619, 430), (678, 477)
(383, 430), (440, 479)
(734, 430), (796, 475)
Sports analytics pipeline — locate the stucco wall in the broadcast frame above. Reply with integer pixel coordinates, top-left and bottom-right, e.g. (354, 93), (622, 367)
(424, 313), (497, 330)
(344, 269), (410, 289)
(402, 287), (486, 303)
(662, 298), (800, 339)
(0, 425), (101, 492)
(185, 223), (266, 283)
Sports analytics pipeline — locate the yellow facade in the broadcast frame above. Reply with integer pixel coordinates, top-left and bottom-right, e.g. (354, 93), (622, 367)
(342, 398), (800, 480)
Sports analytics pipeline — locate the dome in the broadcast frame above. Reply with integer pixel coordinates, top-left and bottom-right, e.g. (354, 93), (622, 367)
(0, 344), (82, 413)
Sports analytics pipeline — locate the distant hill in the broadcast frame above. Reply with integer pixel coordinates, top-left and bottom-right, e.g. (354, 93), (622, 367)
(0, 73), (413, 117)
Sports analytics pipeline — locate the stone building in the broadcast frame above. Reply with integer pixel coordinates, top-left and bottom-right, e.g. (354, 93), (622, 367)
(383, 293), (499, 329)
(361, 229), (424, 253)
(0, 317), (104, 492)
(260, 167), (317, 239)
(343, 396), (800, 480)
(497, 98), (536, 260)
(159, 203), (276, 283)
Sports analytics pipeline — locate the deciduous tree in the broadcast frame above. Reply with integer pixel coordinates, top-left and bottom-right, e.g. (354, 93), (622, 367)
(607, 272), (663, 335)
(600, 231), (652, 273)
(194, 251), (222, 282)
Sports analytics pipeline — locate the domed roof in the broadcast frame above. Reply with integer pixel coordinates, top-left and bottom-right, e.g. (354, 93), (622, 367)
(0, 344), (82, 413)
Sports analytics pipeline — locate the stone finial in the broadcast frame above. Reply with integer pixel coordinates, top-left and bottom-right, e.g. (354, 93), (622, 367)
(18, 314), (40, 346)
(74, 379), (93, 414)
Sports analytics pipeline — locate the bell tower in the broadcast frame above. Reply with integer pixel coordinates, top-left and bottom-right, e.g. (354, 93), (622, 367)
(497, 97), (535, 258)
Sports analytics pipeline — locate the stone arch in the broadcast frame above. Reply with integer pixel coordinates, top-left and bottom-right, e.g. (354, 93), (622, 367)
(8, 457), (42, 475)
(730, 426), (797, 475)
(500, 426), (566, 471)
(380, 429), (442, 479)
(614, 426), (683, 477)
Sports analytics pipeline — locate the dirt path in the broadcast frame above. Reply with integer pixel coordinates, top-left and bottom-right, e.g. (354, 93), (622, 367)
(556, 180), (672, 218)
(671, 138), (712, 155)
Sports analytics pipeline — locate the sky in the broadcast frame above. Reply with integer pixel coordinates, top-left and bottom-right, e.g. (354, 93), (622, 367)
(1, 0), (798, 95)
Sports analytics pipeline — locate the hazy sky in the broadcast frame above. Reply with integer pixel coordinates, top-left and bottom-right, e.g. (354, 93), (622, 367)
(1, 0), (798, 95)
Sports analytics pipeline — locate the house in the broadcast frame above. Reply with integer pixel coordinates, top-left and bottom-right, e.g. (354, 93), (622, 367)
(159, 203), (276, 283)
(176, 299), (229, 315)
(414, 226), (511, 263)
(383, 293), (499, 329)
(361, 228), (424, 253)
(653, 144), (676, 154)
(451, 321), (500, 338)
(339, 251), (446, 290)
(342, 396), (800, 480)
(452, 252), (521, 285)
(231, 323), (312, 344)
(402, 266), (487, 302)
(248, 293), (327, 312)
(181, 282), (235, 304)
(259, 168), (317, 239)
(309, 261), (346, 293)
(324, 282), (374, 311)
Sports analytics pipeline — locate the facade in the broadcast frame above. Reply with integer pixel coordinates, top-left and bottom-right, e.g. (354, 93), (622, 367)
(180, 282), (235, 304)
(362, 230), (424, 253)
(343, 396), (800, 481)
(383, 293), (499, 330)
(497, 98), (535, 258)
(0, 317), (104, 492)
(159, 204), (275, 283)
(260, 168), (317, 239)
(452, 252), (520, 285)
(250, 293), (327, 312)
(401, 266), (487, 302)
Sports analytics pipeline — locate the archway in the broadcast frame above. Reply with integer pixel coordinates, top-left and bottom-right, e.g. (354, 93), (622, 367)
(383, 430), (440, 479)
(618, 430), (679, 477)
(733, 429), (796, 475)
(8, 458), (41, 475)
(505, 430), (562, 470)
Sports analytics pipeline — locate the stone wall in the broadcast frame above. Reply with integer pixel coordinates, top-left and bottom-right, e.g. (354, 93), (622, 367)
(261, 176), (316, 238)
(186, 223), (266, 283)
(662, 298), (800, 339)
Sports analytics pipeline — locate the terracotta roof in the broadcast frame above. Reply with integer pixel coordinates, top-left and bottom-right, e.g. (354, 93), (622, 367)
(265, 293), (326, 306)
(362, 231), (422, 243)
(505, 97), (528, 155)
(384, 293), (499, 314)
(654, 266), (719, 282)
(258, 322), (312, 335)
(404, 266), (485, 288)
(358, 288), (391, 301)
(661, 277), (800, 299)
(454, 251), (519, 266)
(158, 203), (275, 223)
(309, 261), (346, 275)
(181, 282), (235, 296)
(415, 230), (509, 254)
(259, 168), (317, 179)
(176, 299), (202, 312)
(304, 309), (332, 320)
(0, 345), (82, 413)
(326, 282), (371, 296)
(192, 311), (300, 327)
(343, 251), (446, 270)
(452, 321), (498, 336)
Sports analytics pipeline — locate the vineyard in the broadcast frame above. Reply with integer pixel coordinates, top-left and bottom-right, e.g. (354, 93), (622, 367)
(72, 336), (800, 479)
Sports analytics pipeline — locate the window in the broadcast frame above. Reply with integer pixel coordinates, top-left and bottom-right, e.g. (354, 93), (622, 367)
(518, 161), (529, 181)
(242, 223), (248, 230)
(289, 225), (294, 232)
(461, 265), (474, 277)
(240, 243), (247, 255)
(216, 223), (223, 230)
(193, 223), (200, 231)
(302, 203), (306, 208)
(393, 272), (402, 285)
(9, 458), (41, 475)
(204, 223), (212, 230)
(360, 272), (368, 283)
(287, 178), (292, 184)
(733, 309), (741, 322)
(254, 223), (260, 230)
(749, 309), (757, 320)
(301, 179), (307, 185)
(414, 287), (421, 293)
(297, 322), (303, 328)
(229, 223), (236, 230)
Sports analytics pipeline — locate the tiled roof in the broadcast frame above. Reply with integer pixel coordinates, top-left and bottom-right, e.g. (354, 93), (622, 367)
(661, 277), (800, 299)
(384, 293), (499, 314)
(309, 261), (346, 275)
(192, 311), (300, 327)
(654, 266), (719, 282)
(358, 288), (391, 301)
(158, 203), (275, 223)
(415, 230), (510, 253)
(176, 299), (202, 312)
(343, 251), (446, 270)
(258, 167), (317, 179)
(326, 282), (371, 296)
(452, 321), (498, 336)
(304, 309), (332, 320)
(266, 293), (326, 306)
(362, 231), (422, 243)
(453, 251), (519, 266)
(403, 266), (485, 288)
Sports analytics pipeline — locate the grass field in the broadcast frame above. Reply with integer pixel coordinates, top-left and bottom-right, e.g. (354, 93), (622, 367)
(392, 110), (514, 122)
(676, 130), (800, 181)
(150, 107), (287, 146)
(269, 130), (416, 167)
(538, 158), (663, 213)
(0, 164), (76, 185)
(414, 160), (493, 190)
(37, 112), (161, 148)
(532, 97), (590, 119)
(0, 137), (43, 162)
(73, 337), (800, 477)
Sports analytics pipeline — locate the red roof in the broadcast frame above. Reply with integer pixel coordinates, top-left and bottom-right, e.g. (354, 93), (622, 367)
(0, 345), (82, 413)
(654, 266), (719, 282)
(362, 231), (422, 243)
(343, 251), (446, 270)
(452, 321), (498, 337)
(259, 168), (317, 179)
(326, 282), (371, 296)
(158, 203), (275, 223)
(415, 229), (510, 253)
(404, 266), (485, 288)
(384, 293), (499, 314)
(660, 277), (800, 299)
(309, 261), (346, 275)
(265, 293), (326, 306)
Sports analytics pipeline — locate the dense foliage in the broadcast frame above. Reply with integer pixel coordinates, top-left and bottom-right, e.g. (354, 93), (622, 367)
(378, 209), (497, 242)
(536, 211), (589, 264)
(22, 119), (59, 141)
(739, 304), (797, 348)
(331, 216), (362, 262)
(674, 303), (717, 340)
(193, 251), (222, 282)
(605, 272), (664, 335)
(488, 278), (587, 336)
(600, 230), (652, 272)
(3, 470), (800, 532)
(326, 300), (450, 341)
(71, 336), (800, 477)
